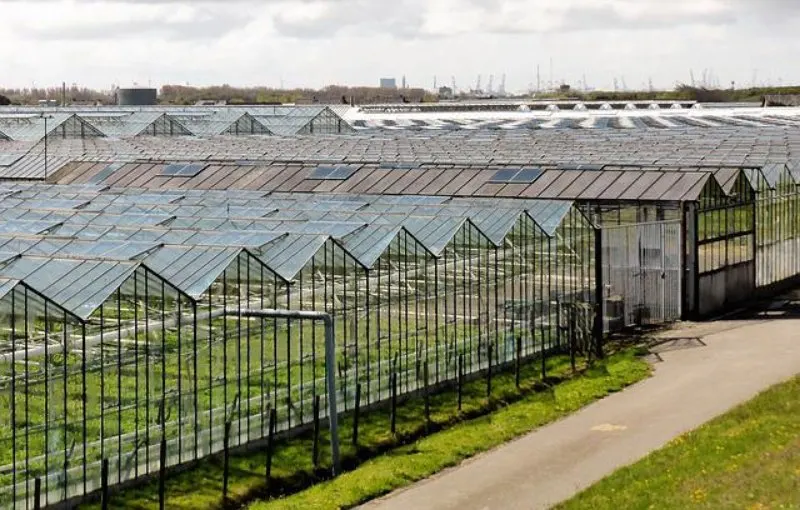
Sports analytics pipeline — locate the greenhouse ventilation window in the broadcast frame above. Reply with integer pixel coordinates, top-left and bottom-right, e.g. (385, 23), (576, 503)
(488, 167), (543, 184)
(88, 162), (126, 184)
(160, 163), (208, 177)
(309, 164), (361, 180)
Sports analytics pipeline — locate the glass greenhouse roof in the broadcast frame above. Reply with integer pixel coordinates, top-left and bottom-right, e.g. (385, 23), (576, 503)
(0, 255), (141, 319)
(0, 277), (18, 301)
(0, 184), (587, 286)
(258, 234), (331, 281)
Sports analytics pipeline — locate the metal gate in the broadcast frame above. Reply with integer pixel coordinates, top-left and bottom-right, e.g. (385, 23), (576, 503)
(601, 221), (682, 331)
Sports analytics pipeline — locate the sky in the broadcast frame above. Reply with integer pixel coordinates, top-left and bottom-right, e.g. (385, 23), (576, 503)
(2, 0), (800, 92)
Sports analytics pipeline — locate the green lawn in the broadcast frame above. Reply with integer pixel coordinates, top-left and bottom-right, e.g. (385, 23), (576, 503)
(85, 349), (650, 510)
(558, 376), (800, 510)
(245, 349), (649, 510)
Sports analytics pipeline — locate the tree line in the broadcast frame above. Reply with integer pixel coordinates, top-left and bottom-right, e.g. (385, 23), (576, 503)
(2, 83), (800, 106)
(0, 84), (432, 106)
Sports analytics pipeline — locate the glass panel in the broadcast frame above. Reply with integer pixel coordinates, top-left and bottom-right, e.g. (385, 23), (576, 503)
(489, 168), (520, 183)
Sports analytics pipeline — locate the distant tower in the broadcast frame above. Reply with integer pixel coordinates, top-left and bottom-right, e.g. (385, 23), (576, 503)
(402, 75), (407, 89)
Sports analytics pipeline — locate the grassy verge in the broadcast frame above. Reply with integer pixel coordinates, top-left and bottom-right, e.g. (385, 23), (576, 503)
(86, 348), (650, 510)
(246, 349), (649, 510)
(557, 376), (800, 510)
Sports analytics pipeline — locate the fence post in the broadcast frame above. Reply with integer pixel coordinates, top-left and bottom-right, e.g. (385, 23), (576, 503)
(457, 354), (463, 412)
(223, 420), (231, 501)
(33, 477), (41, 510)
(570, 307), (577, 372)
(266, 408), (277, 484)
(390, 372), (398, 435)
(352, 383), (361, 447)
(486, 342), (492, 397)
(101, 458), (109, 510)
(159, 439), (167, 510)
(515, 336), (522, 389)
(424, 363), (430, 432)
(312, 395), (321, 468)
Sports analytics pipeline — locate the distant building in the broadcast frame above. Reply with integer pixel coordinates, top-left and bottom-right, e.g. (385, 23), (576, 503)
(116, 87), (158, 106)
(438, 86), (454, 100)
(380, 78), (397, 89)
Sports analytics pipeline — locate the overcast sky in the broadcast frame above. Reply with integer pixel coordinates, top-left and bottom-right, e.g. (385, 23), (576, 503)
(2, 0), (799, 92)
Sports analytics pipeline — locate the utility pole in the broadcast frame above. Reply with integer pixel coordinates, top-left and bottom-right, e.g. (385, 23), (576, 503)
(536, 64), (541, 93)
(40, 114), (51, 182)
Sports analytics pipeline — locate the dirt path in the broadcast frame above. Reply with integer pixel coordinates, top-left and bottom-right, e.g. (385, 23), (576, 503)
(361, 302), (800, 510)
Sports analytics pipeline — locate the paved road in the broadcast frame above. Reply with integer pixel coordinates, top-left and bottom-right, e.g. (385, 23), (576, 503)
(361, 300), (800, 510)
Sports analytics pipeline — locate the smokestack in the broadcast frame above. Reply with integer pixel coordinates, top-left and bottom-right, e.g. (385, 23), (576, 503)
(62, 82), (66, 107)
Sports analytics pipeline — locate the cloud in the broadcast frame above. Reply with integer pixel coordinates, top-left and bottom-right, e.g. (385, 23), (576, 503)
(265, 0), (737, 39)
(269, 0), (425, 39)
(0, 0), (799, 91)
(0, 0), (778, 42)
(6, 0), (257, 41)
(23, 16), (249, 41)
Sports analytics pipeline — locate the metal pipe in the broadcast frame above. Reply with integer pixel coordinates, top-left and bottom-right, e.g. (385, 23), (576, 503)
(234, 308), (341, 477)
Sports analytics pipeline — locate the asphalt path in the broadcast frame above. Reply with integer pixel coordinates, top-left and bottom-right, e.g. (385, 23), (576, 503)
(362, 299), (800, 510)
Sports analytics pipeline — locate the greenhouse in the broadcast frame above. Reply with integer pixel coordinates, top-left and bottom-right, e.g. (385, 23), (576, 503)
(0, 185), (598, 508)
(3, 119), (800, 507)
(0, 106), (353, 143)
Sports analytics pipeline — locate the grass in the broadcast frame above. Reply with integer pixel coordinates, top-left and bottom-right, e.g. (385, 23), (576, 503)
(557, 376), (800, 510)
(85, 347), (650, 510)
